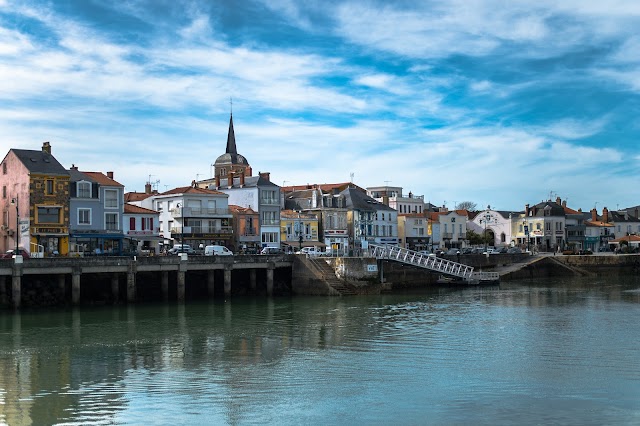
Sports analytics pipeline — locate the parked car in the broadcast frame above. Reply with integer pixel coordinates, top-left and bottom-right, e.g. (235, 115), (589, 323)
(296, 246), (323, 256)
(260, 246), (284, 255)
(507, 247), (522, 254)
(460, 247), (473, 255)
(0, 248), (30, 259)
(446, 248), (461, 255)
(168, 244), (195, 255)
(204, 245), (233, 256)
(494, 247), (509, 254)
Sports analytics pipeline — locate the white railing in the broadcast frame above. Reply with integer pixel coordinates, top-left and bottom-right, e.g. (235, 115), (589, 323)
(369, 244), (475, 280)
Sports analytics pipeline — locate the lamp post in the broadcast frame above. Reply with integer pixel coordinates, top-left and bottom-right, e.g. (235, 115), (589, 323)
(10, 196), (18, 253)
(296, 211), (304, 252)
(176, 202), (183, 248)
(523, 220), (530, 252)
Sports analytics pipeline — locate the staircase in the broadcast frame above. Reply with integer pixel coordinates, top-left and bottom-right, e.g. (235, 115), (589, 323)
(306, 257), (357, 296)
(369, 244), (475, 281)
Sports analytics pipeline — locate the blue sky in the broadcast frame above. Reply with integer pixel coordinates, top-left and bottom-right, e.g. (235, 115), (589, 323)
(1, 0), (639, 212)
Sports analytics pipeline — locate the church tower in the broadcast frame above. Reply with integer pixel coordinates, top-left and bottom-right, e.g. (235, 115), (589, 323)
(214, 114), (252, 179)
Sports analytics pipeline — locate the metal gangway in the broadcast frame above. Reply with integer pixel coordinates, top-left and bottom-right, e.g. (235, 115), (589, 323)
(369, 244), (475, 281)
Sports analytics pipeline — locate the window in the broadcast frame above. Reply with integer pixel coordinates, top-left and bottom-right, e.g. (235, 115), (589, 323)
(46, 179), (54, 195)
(2, 163), (5, 174)
(105, 213), (118, 230)
(77, 182), (91, 198)
(104, 189), (118, 208)
(451, 217), (456, 223)
(130, 217), (136, 230)
(261, 232), (278, 243)
(38, 206), (60, 224)
(2, 186), (5, 199)
(156, 201), (163, 213)
(78, 208), (91, 225)
(262, 211), (277, 225)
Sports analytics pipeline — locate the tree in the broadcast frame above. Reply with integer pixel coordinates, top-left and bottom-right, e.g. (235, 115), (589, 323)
(466, 229), (484, 245)
(456, 201), (477, 211)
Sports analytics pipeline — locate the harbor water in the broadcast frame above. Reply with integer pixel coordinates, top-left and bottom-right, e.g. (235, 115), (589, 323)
(1, 276), (639, 425)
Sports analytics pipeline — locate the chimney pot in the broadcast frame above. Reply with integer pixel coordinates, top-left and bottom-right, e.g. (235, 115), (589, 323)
(42, 141), (51, 154)
(107, 171), (114, 179)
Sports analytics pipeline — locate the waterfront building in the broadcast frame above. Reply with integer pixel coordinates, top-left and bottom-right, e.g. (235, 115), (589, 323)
(68, 167), (125, 255)
(430, 209), (469, 249)
(584, 208), (615, 252)
(133, 185), (233, 250)
(228, 204), (260, 253)
(123, 204), (161, 255)
(561, 199), (586, 251)
(519, 201), (566, 251)
(282, 184), (348, 254)
(607, 208), (640, 242)
(280, 209), (321, 252)
(196, 114), (281, 249)
(366, 185), (425, 214)
(468, 207), (512, 249)
(342, 186), (398, 252)
(0, 142), (70, 256)
(398, 212), (429, 250)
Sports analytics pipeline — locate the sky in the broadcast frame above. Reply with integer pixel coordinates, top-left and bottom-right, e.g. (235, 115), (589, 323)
(1, 0), (639, 213)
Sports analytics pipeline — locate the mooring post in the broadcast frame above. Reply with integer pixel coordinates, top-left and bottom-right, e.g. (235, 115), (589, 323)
(161, 271), (169, 301)
(177, 256), (188, 302)
(266, 264), (274, 296)
(223, 266), (232, 297)
(207, 270), (215, 298)
(111, 274), (119, 303)
(72, 267), (81, 305)
(11, 259), (23, 310)
(127, 262), (136, 303)
(250, 269), (257, 291)
(58, 274), (66, 299)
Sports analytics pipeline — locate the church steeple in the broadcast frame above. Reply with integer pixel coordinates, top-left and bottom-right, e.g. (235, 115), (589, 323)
(225, 113), (237, 155)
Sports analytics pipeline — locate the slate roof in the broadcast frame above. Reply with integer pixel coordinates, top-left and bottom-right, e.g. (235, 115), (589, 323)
(341, 186), (395, 212)
(11, 149), (68, 176)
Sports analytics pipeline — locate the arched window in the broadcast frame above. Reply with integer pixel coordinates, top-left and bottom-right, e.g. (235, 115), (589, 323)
(501, 233), (506, 243)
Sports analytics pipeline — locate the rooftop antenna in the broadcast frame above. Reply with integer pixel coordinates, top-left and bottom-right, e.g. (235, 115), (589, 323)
(384, 180), (391, 186)
(350, 172), (354, 183)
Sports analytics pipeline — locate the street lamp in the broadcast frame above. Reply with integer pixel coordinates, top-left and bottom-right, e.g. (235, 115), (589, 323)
(523, 219), (530, 252)
(10, 196), (18, 253)
(295, 210), (304, 252)
(176, 202), (184, 248)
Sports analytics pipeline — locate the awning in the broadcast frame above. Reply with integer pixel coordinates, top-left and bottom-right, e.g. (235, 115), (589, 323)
(70, 233), (124, 239)
(125, 235), (165, 241)
(283, 241), (326, 248)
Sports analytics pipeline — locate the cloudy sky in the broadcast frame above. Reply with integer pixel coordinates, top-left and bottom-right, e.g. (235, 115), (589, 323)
(1, 0), (639, 212)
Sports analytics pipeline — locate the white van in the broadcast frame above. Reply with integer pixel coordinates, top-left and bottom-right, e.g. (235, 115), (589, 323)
(204, 245), (233, 256)
(296, 246), (323, 256)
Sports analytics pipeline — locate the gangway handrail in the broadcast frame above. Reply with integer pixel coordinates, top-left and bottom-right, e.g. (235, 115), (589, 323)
(369, 243), (475, 280)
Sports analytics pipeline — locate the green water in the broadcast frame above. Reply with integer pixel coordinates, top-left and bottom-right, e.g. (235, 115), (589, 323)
(1, 276), (640, 425)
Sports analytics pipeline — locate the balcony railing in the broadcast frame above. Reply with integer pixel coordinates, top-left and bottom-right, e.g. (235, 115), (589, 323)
(170, 226), (233, 235)
(261, 219), (279, 226)
(242, 228), (258, 236)
(259, 198), (279, 206)
(171, 207), (230, 217)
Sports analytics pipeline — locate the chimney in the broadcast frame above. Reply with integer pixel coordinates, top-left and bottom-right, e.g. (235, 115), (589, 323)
(259, 172), (270, 182)
(246, 166), (252, 177)
(191, 180), (196, 188)
(603, 207), (609, 223)
(525, 204), (530, 217)
(107, 171), (114, 179)
(240, 171), (245, 186)
(215, 176), (220, 188)
(145, 182), (152, 194)
(70, 164), (78, 170)
(591, 208), (597, 222)
(42, 141), (51, 154)
(228, 171), (234, 187)
(556, 196), (561, 205)
(562, 200), (566, 207)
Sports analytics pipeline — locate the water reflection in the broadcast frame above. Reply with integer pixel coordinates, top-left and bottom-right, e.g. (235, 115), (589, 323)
(1, 276), (640, 425)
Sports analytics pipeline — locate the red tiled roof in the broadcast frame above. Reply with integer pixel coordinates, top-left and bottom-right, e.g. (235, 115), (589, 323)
(124, 203), (159, 214)
(228, 204), (256, 214)
(160, 186), (227, 196)
(82, 171), (123, 187)
(281, 182), (365, 193)
(125, 192), (153, 202)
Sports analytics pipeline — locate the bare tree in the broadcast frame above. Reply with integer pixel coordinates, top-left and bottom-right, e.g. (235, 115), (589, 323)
(456, 201), (477, 211)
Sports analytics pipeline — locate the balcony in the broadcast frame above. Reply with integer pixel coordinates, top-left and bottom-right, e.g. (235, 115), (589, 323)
(171, 207), (230, 218)
(262, 219), (279, 226)
(242, 228), (258, 236)
(442, 232), (453, 239)
(170, 226), (233, 235)
(259, 198), (279, 206)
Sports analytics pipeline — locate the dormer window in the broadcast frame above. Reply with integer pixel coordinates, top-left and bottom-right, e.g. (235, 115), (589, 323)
(77, 181), (91, 198)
